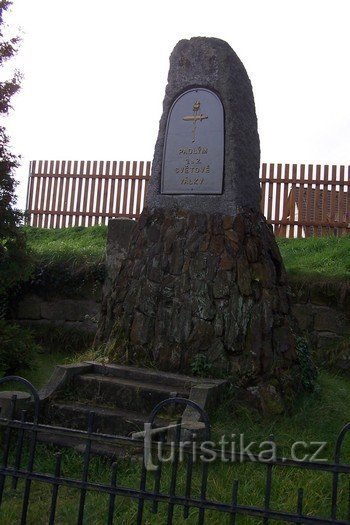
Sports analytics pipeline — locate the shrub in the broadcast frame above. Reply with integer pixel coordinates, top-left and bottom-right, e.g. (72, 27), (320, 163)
(0, 1), (33, 316)
(0, 320), (39, 377)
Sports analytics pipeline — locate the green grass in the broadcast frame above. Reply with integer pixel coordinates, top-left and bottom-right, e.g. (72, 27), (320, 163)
(277, 234), (350, 279)
(0, 324), (89, 391)
(0, 371), (349, 524)
(24, 225), (107, 269)
(212, 371), (350, 458)
(17, 348), (70, 389)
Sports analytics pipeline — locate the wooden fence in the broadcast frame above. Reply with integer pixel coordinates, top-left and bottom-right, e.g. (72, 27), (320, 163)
(26, 161), (350, 238)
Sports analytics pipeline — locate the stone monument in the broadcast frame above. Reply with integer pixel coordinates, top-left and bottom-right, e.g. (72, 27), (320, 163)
(97, 37), (307, 412)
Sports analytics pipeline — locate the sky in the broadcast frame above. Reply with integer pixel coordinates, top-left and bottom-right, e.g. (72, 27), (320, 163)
(2, 0), (350, 209)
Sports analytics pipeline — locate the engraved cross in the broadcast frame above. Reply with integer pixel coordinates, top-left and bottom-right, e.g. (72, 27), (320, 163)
(182, 101), (208, 143)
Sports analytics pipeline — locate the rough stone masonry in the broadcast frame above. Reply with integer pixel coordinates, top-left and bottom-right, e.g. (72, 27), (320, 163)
(97, 37), (307, 412)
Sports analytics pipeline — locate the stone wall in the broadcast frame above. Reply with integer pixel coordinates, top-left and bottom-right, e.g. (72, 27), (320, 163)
(290, 280), (350, 371)
(16, 294), (100, 333)
(14, 219), (136, 335)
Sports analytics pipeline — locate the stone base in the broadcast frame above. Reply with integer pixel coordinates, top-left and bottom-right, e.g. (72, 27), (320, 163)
(97, 207), (306, 411)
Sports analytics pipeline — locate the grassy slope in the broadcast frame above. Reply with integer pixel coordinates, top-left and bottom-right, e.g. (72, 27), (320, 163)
(25, 226), (350, 280)
(278, 235), (350, 279)
(24, 225), (107, 270)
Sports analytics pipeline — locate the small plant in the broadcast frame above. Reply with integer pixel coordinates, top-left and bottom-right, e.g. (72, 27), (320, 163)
(0, 320), (40, 377)
(190, 352), (214, 377)
(296, 336), (318, 392)
(70, 343), (109, 365)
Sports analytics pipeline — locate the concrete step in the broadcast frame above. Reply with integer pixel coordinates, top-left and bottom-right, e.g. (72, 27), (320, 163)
(73, 373), (189, 414)
(85, 362), (203, 390)
(45, 401), (152, 436)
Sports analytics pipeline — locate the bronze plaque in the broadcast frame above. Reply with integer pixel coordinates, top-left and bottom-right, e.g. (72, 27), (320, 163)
(161, 88), (224, 194)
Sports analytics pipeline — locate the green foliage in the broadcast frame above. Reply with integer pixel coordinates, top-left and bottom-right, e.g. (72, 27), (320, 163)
(0, 320), (39, 376)
(190, 352), (215, 377)
(0, 1), (32, 307)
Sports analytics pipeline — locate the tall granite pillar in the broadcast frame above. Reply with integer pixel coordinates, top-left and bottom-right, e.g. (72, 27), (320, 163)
(97, 37), (309, 412)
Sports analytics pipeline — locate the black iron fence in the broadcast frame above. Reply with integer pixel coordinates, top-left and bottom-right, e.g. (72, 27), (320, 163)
(0, 376), (349, 524)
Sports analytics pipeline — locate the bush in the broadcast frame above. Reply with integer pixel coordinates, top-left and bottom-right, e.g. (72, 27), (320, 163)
(0, 320), (39, 377)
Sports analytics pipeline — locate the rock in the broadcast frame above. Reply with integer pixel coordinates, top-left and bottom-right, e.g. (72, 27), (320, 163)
(317, 331), (343, 350)
(95, 207), (304, 413)
(146, 37), (261, 217)
(213, 271), (230, 299)
(17, 295), (42, 320)
(219, 251), (235, 271)
(245, 236), (259, 263)
(273, 324), (296, 361)
(41, 299), (99, 322)
(236, 253), (252, 296)
(313, 305), (344, 333)
(130, 312), (153, 346)
(292, 304), (314, 331)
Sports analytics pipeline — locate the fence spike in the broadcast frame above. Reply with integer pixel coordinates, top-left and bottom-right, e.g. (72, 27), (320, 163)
(332, 422), (350, 520)
(107, 462), (118, 525)
(152, 432), (165, 514)
(167, 418), (182, 525)
(77, 411), (94, 525)
(296, 487), (304, 524)
(229, 479), (239, 525)
(48, 452), (62, 525)
(0, 394), (17, 505)
(20, 408), (38, 525)
(263, 434), (275, 525)
(183, 434), (194, 519)
(12, 409), (27, 489)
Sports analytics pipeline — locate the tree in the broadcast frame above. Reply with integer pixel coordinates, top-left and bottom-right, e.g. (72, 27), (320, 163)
(0, 0), (30, 310)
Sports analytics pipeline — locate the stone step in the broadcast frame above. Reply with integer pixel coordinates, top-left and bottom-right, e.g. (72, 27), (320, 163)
(45, 401), (153, 436)
(73, 373), (189, 414)
(37, 430), (142, 459)
(85, 362), (204, 390)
